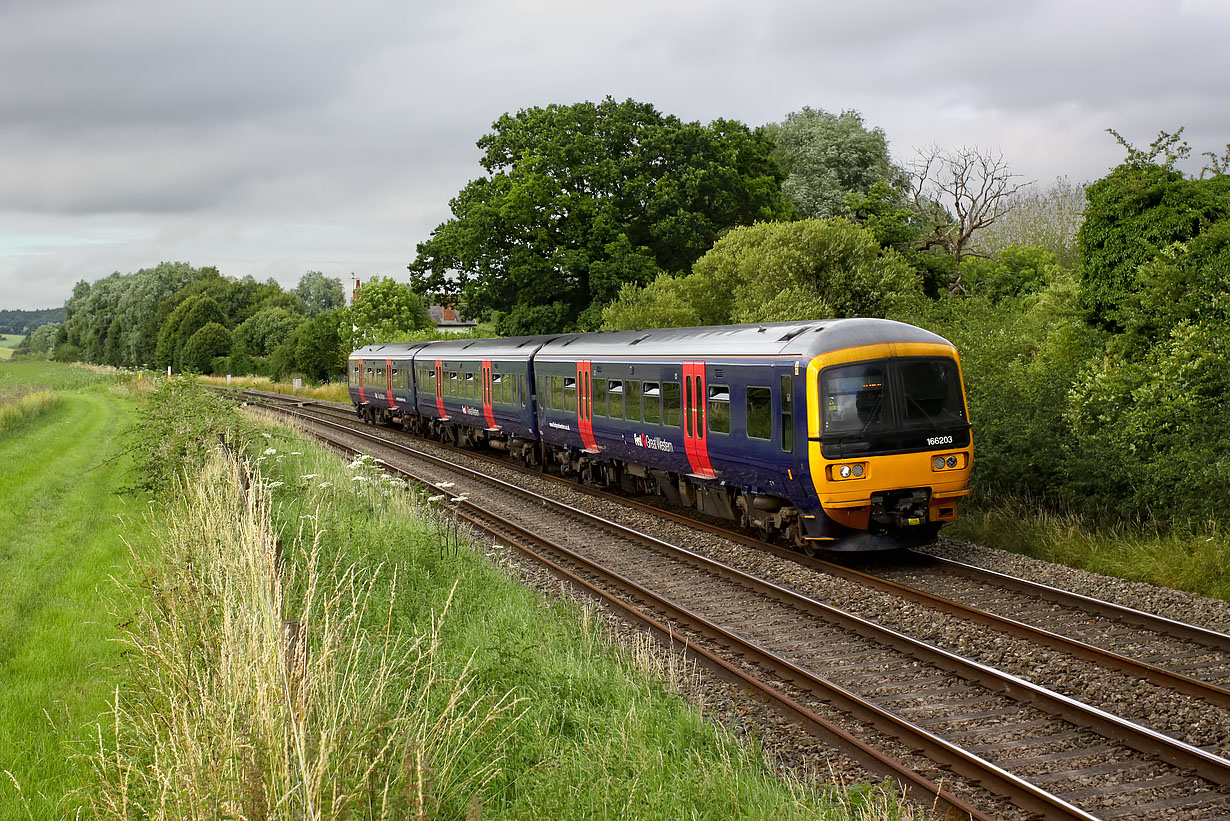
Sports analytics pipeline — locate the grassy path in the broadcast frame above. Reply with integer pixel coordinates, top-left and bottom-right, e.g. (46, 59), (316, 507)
(0, 389), (141, 818)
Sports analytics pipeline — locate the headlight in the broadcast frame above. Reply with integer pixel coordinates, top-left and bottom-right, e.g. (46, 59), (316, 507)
(946, 455), (958, 468)
(933, 456), (946, 470)
(851, 464), (864, 478)
(839, 465), (851, 478)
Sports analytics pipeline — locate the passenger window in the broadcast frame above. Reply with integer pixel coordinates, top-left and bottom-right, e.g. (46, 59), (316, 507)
(551, 376), (563, 410)
(781, 375), (793, 452)
(520, 375), (526, 407)
(747, 387), (772, 440)
(695, 376), (706, 434)
(708, 385), (730, 434)
(643, 382), (661, 424)
(593, 378), (607, 417)
(449, 372), (458, 397)
(625, 380), (641, 422)
(608, 380), (624, 419)
(685, 378), (693, 436)
(663, 382), (681, 427)
(563, 377), (577, 412)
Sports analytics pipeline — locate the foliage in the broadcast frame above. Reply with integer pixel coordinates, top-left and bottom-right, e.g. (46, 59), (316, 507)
(228, 306), (305, 375)
(766, 107), (904, 219)
(15, 322), (59, 356)
(129, 376), (243, 495)
(907, 145), (1031, 293)
(956, 245), (1069, 302)
(972, 177), (1087, 267)
(1078, 130), (1230, 329)
(294, 270), (346, 315)
(0, 307), (64, 335)
(295, 309), (347, 381)
(181, 322), (232, 374)
(909, 272), (1105, 506)
(344, 275), (432, 346)
(602, 218), (922, 329)
(410, 97), (790, 335)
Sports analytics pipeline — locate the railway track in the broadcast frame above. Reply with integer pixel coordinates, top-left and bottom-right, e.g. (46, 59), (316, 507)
(235, 389), (1230, 709)
(229, 387), (1230, 818)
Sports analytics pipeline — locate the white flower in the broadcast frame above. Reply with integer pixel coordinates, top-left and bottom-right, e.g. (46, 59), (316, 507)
(318, 482), (332, 488)
(426, 494), (446, 503)
(300, 474), (319, 481)
(291, 451), (302, 456)
(451, 496), (468, 504)
(266, 481), (284, 489)
(437, 481), (455, 489)
(351, 475), (369, 482)
(263, 447), (277, 455)
(262, 433), (272, 439)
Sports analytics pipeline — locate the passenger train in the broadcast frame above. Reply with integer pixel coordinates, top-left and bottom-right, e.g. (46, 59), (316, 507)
(348, 319), (972, 551)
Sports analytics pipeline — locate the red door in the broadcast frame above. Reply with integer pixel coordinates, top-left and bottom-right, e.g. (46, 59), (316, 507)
(357, 358), (366, 403)
(683, 361), (716, 478)
(576, 361), (599, 452)
(433, 360), (447, 419)
(481, 360), (498, 430)
(385, 358), (397, 409)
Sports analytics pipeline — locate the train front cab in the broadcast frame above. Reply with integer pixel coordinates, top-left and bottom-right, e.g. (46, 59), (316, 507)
(802, 341), (973, 550)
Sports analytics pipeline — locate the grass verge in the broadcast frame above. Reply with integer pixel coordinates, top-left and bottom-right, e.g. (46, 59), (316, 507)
(198, 374), (350, 403)
(0, 368), (143, 819)
(950, 498), (1230, 602)
(89, 382), (917, 819)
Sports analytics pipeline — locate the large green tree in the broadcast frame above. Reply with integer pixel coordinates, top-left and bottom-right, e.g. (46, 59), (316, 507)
(294, 271), (346, 315)
(409, 98), (790, 335)
(766, 108), (903, 220)
(601, 218), (922, 329)
(345, 275), (432, 345)
(1078, 130), (1230, 329)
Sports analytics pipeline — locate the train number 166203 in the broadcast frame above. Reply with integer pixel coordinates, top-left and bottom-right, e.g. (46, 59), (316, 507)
(927, 435), (954, 446)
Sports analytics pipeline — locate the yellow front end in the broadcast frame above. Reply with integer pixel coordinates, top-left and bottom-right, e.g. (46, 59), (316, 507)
(805, 342), (972, 535)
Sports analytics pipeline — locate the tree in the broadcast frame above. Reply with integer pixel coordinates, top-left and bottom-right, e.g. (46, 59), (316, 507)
(409, 97), (790, 335)
(766, 108), (904, 219)
(295, 310), (347, 381)
(602, 218), (922, 329)
(180, 322), (232, 373)
(909, 145), (1032, 292)
(1078, 128), (1230, 329)
(345, 276), (432, 346)
(16, 323), (60, 356)
(294, 271), (345, 315)
(971, 177), (1087, 268)
(156, 294), (226, 370)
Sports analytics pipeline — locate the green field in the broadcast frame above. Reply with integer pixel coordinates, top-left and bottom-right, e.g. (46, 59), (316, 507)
(0, 361), (144, 818)
(0, 334), (25, 360)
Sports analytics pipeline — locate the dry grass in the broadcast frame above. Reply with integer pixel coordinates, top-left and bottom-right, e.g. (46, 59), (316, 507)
(88, 450), (524, 820)
(198, 374), (350, 403)
(0, 387), (58, 433)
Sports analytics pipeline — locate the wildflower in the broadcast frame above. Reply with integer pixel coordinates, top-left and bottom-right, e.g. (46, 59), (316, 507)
(266, 481), (285, 489)
(427, 494), (446, 503)
(438, 481), (456, 489)
(263, 447), (277, 455)
(318, 482), (332, 488)
(262, 432), (272, 439)
(300, 474), (319, 481)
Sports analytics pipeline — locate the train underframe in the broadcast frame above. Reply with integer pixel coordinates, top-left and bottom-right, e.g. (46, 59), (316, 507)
(359, 404), (940, 553)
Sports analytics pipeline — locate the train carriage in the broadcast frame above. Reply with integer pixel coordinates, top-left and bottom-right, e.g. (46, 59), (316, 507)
(348, 342), (430, 424)
(404, 335), (548, 450)
(351, 318), (972, 552)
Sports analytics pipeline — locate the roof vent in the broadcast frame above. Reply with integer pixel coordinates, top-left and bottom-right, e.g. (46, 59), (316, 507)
(629, 333), (650, 345)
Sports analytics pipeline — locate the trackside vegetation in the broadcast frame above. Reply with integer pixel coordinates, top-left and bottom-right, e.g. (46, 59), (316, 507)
(0, 361), (144, 819)
(84, 377), (917, 819)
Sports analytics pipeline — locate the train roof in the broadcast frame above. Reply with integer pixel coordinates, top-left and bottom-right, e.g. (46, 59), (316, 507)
(348, 320), (954, 362)
(535, 319), (953, 359)
(348, 341), (434, 359)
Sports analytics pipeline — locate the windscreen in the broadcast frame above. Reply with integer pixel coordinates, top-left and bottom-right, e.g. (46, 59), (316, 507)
(820, 357), (968, 457)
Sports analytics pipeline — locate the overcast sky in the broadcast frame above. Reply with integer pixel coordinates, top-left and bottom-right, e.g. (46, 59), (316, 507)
(2, 0), (1227, 310)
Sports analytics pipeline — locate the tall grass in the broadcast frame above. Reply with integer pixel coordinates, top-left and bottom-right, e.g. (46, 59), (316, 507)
(89, 451), (524, 819)
(0, 386), (58, 433)
(951, 498), (1230, 602)
(198, 374), (350, 403)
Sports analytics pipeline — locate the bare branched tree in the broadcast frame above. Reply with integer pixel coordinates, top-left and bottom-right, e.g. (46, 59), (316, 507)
(909, 145), (1033, 293)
